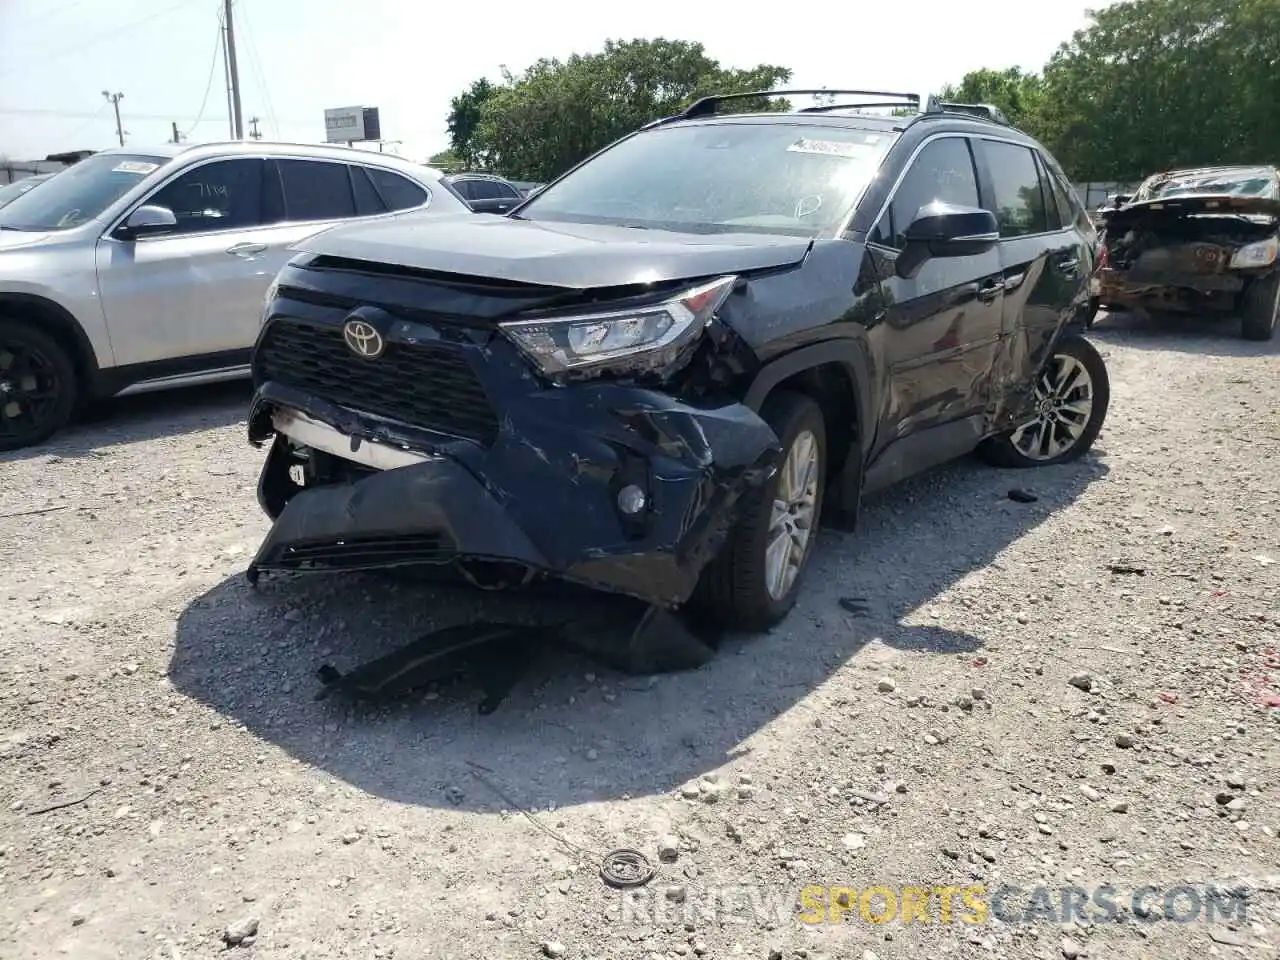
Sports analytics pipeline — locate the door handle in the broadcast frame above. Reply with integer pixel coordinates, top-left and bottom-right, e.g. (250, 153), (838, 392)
(976, 279), (1002, 302)
(1057, 257), (1080, 272)
(226, 242), (267, 257)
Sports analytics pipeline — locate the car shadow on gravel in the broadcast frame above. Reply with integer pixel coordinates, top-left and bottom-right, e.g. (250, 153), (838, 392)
(169, 452), (1109, 812)
(0, 380), (251, 465)
(1090, 308), (1280, 357)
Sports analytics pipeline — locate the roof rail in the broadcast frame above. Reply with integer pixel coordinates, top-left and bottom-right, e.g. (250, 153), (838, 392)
(677, 88), (920, 121)
(797, 101), (917, 114)
(922, 95), (1009, 125)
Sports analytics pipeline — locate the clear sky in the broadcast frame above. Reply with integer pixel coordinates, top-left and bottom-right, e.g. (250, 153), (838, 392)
(0, 0), (1114, 162)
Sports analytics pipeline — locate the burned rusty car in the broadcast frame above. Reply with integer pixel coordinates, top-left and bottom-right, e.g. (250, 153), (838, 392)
(244, 89), (1111, 644)
(1091, 165), (1280, 340)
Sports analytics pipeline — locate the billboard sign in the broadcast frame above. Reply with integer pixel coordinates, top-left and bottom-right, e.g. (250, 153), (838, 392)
(323, 106), (381, 143)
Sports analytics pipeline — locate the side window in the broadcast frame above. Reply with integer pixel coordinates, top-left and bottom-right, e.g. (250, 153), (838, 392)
(471, 180), (504, 200)
(1041, 155), (1089, 231)
(495, 180), (521, 199)
(146, 158), (266, 234)
(278, 159), (356, 221)
(978, 141), (1050, 238)
(1034, 154), (1063, 231)
(872, 137), (980, 250)
(350, 165), (387, 216)
(450, 180), (475, 200)
(368, 168), (429, 211)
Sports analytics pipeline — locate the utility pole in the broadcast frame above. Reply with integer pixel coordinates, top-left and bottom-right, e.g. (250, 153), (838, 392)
(223, 0), (244, 139)
(102, 90), (125, 146)
(248, 116), (262, 140)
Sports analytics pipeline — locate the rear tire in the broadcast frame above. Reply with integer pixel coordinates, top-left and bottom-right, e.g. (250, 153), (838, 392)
(1241, 274), (1280, 342)
(0, 319), (78, 452)
(690, 390), (826, 632)
(978, 335), (1109, 469)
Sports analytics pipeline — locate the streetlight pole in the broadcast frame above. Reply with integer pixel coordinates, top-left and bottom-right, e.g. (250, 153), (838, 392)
(102, 90), (124, 146)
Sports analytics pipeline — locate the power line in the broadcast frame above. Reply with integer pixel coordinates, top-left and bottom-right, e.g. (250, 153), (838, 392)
(181, 18), (226, 139)
(0, 106), (311, 124)
(237, 0), (279, 138)
(0, 0), (207, 76)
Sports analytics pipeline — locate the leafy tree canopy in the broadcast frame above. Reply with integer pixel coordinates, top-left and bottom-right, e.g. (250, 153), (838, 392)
(446, 77), (496, 170)
(465, 39), (791, 181)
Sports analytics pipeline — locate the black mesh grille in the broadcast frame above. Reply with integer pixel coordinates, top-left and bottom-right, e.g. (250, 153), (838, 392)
(256, 319), (499, 445)
(263, 533), (455, 571)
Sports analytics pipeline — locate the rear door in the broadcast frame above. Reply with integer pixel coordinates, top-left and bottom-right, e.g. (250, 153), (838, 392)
(973, 138), (1086, 410)
(96, 156), (281, 366)
(868, 134), (1007, 448)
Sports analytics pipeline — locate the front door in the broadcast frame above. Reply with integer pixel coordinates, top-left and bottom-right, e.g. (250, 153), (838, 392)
(867, 134), (1006, 455)
(95, 157), (283, 367)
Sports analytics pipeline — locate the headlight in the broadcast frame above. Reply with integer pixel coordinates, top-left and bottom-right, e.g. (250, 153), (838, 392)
(499, 275), (737, 378)
(1230, 236), (1278, 269)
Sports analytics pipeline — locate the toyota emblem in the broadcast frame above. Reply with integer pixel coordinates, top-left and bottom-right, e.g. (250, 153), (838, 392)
(342, 318), (385, 359)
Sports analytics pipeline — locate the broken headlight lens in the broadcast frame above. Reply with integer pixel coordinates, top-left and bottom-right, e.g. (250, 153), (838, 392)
(1229, 236), (1278, 269)
(499, 275), (737, 377)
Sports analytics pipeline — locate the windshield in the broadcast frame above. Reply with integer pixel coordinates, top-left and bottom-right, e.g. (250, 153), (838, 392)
(0, 177), (49, 210)
(1135, 169), (1279, 202)
(0, 153), (168, 231)
(519, 122), (897, 237)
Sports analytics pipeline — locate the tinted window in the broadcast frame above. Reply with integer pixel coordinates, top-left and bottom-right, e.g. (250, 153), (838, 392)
(1040, 157), (1077, 230)
(494, 180), (521, 199)
(278, 159), (356, 221)
(470, 179), (504, 200)
(450, 179), (475, 200)
(980, 140), (1049, 237)
(368, 168), (429, 211)
(147, 158), (265, 234)
(520, 122), (897, 238)
(0, 153), (168, 231)
(872, 137), (980, 249)
(350, 165), (386, 216)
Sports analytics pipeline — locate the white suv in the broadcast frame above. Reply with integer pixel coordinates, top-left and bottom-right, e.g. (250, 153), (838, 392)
(0, 141), (473, 451)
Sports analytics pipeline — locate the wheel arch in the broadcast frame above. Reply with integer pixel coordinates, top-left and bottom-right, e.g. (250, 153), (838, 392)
(742, 340), (873, 480)
(0, 293), (103, 395)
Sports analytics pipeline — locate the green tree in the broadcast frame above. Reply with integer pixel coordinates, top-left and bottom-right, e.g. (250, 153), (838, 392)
(1034, 0), (1280, 179)
(427, 149), (462, 171)
(939, 66), (1046, 134)
(469, 39), (792, 181)
(446, 77), (496, 170)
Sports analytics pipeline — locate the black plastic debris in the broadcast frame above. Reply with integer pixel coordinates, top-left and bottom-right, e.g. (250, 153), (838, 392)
(560, 605), (721, 676)
(1106, 560), (1147, 576)
(838, 597), (871, 616)
(316, 621), (563, 714)
(1007, 488), (1039, 503)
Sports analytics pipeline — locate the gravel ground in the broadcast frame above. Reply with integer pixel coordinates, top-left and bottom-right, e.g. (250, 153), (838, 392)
(1, 310), (1278, 960)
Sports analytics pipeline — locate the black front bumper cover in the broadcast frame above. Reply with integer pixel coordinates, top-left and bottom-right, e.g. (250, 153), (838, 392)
(246, 379), (782, 608)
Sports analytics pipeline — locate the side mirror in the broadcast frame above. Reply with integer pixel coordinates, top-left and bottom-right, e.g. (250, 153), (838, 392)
(1113, 194), (1131, 207)
(895, 202), (999, 279)
(118, 204), (177, 240)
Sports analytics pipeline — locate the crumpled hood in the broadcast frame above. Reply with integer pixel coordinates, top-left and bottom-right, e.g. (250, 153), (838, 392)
(292, 214), (813, 290)
(1101, 193), (1280, 228)
(0, 229), (54, 250)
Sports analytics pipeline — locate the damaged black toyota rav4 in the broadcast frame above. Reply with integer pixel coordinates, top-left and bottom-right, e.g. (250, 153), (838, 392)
(245, 89), (1110, 635)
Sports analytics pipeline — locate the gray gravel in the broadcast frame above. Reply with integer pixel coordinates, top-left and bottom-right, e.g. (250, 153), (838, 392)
(1, 311), (1278, 959)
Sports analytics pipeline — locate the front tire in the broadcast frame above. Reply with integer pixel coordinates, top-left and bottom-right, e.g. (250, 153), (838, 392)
(978, 335), (1109, 468)
(691, 391), (826, 632)
(1241, 274), (1279, 342)
(0, 320), (78, 452)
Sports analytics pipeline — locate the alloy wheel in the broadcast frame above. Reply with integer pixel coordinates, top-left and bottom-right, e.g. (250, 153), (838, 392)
(0, 338), (63, 445)
(765, 429), (820, 600)
(1009, 351), (1095, 461)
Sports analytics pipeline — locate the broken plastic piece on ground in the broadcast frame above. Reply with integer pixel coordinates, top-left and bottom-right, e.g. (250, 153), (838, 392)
(1107, 561), (1147, 575)
(838, 596), (870, 616)
(599, 848), (655, 888)
(561, 605), (720, 676)
(315, 621), (562, 714)
(1007, 488), (1038, 503)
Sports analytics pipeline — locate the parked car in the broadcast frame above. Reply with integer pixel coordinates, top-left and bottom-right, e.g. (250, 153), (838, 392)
(0, 142), (472, 451)
(0, 173), (54, 210)
(244, 88), (1109, 638)
(1089, 164), (1279, 340)
(445, 173), (525, 214)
